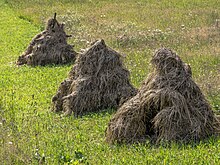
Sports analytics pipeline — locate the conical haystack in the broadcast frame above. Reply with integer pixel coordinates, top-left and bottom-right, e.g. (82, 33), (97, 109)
(106, 48), (220, 144)
(51, 39), (137, 117)
(17, 13), (77, 66)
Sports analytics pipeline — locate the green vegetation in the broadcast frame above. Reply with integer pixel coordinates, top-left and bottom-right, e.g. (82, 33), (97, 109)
(0, 0), (220, 164)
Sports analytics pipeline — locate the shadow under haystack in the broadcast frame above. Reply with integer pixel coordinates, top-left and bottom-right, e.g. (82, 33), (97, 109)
(51, 39), (137, 117)
(17, 13), (77, 66)
(106, 48), (220, 144)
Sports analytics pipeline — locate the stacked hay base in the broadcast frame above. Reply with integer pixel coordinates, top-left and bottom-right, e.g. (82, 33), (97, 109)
(17, 13), (77, 66)
(52, 39), (137, 117)
(106, 48), (220, 144)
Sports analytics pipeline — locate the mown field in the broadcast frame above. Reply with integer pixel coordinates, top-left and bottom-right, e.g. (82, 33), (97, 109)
(0, 0), (220, 164)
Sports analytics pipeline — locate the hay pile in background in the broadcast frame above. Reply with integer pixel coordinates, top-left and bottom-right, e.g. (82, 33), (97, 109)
(106, 48), (220, 144)
(17, 13), (77, 66)
(51, 39), (137, 117)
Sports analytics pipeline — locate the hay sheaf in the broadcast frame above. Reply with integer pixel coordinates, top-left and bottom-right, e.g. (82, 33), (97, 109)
(17, 13), (77, 66)
(51, 39), (137, 117)
(106, 48), (220, 144)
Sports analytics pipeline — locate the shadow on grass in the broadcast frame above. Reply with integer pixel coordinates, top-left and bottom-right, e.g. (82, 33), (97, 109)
(16, 62), (74, 68)
(52, 108), (116, 119)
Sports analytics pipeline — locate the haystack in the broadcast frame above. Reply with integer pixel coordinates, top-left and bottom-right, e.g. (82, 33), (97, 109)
(51, 39), (137, 117)
(16, 13), (77, 66)
(106, 48), (220, 144)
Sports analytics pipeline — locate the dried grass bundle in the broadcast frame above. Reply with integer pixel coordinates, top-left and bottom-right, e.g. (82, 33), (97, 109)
(106, 48), (220, 144)
(17, 13), (77, 66)
(51, 39), (137, 117)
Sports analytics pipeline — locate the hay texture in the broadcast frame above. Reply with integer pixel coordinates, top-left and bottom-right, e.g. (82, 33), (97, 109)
(51, 39), (137, 117)
(17, 13), (77, 66)
(106, 48), (220, 144)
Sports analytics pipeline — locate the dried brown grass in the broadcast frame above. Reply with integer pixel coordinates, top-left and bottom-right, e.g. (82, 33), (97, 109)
(16, 13), (77, 66)
(106, 48), (220, 144)
(51, 39), (137, 117)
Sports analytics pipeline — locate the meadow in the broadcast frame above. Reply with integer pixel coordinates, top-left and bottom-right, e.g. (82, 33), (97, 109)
(0, 0), (220, 164)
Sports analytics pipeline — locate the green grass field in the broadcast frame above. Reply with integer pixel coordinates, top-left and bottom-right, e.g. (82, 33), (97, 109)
(0, 0), (220, 164)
